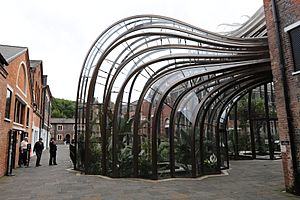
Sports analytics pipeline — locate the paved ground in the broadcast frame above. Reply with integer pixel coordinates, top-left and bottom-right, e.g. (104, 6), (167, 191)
(0, 145), (299, 200)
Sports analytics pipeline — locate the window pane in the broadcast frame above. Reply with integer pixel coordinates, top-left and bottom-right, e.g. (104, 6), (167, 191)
(58, 125), (63, 131)
(290, 26), (300, 71)
(26, 107), (30, 126)
(14, 97), (26, 124)
(5, 89), (12, 119)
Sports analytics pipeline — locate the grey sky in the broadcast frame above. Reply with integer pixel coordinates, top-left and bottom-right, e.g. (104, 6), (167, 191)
(1, 0), (263, 101)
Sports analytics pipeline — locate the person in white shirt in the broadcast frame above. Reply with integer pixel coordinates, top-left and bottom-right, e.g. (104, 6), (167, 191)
(20, 137), (28, 167)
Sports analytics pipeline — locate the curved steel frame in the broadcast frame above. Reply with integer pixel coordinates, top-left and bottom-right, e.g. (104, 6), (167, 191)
(75, 7), (275, 179)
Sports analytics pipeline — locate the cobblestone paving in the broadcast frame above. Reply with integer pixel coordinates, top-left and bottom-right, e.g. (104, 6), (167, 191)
(0, 145), (299, 200)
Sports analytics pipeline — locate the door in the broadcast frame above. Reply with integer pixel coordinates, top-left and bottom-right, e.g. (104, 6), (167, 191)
(7, 130), (17, 175)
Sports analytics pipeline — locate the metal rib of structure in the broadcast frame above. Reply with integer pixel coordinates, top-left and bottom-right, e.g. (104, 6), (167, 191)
(75, 7), (273, 179)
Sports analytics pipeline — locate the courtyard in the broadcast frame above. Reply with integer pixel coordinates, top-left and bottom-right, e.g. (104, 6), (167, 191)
(0, 145), (298, 200)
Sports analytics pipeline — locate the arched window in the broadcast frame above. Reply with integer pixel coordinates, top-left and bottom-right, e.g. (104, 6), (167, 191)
(16, 62), (28, 96)
(35, 82), (41, 110)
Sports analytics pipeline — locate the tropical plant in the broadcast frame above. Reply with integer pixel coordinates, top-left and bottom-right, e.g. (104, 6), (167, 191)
(158, 137), (169, 162)
(85, 136), (102, 174)
(139, 141), (152, 178)
(175, 129), (193, 172)
(118, 144), (133, 177)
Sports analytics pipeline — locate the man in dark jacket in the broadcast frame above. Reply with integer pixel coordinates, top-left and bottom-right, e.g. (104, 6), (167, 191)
(33, 138), (44, 167)
(49, 138), (57, 165)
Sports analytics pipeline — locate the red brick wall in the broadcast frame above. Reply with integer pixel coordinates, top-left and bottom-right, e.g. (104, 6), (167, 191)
(263, 0), (300, 193)
(0, 50), (33, 176)
(0, 69), (8, 176)
(139, 100), (172, 137)
(32, 65), (43, 129)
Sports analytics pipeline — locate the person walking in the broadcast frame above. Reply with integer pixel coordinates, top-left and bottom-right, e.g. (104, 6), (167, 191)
(33, 138), (44, 167)
(49, 138), (57, 165)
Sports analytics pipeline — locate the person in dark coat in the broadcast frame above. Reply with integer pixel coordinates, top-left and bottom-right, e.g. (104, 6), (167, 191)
(33, 138), (44, 167)
(49, 138), (57, 165)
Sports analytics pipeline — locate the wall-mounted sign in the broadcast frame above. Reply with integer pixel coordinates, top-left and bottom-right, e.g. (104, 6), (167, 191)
(281, 141), (290, 145)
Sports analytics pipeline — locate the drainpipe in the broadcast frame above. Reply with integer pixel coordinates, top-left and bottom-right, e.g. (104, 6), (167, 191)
(38, 112), (42, 139)
(271, 0), (300, 194)
(42, 86), (47, 147)
(47, 91), (51, 147)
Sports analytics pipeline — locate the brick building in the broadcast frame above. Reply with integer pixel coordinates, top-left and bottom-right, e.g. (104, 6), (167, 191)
(0, 53), (9, 175)
(30, 61), (52, 148)
(0, 45), (52, 177)
(50, 118), (75, 144)
(263, 0), (300, 194)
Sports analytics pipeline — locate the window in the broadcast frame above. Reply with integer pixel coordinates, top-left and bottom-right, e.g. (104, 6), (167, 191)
(57, 134), (63, 140)
(14, 97), (26, 124)
(285, 21), (300, 72)
(26, 107), (30, 126)
(45, 95), (49, 113)
(57, 125), (63, 131)
(5, 89), (12, 119)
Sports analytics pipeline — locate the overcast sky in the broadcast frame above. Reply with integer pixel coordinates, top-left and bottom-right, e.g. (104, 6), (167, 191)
(1, 0), (263, 101)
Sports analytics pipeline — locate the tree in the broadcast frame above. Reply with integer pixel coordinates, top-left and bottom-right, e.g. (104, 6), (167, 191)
(51, 98), (75, 118)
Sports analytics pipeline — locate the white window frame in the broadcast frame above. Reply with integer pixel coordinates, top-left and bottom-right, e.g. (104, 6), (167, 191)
(57, 125), (63, 131)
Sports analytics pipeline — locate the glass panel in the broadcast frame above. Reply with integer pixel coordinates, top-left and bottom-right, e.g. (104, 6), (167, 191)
(85, 103), (102, 174)
(237, 120), (252, 158)
(26, 107), (30, 126)
(138, 121), (152, 178)
(272, 120), (281, 159)
(219, 129), (228, 169)
(106, 107), (113, 176)
(5, 89), (12, 119)
(117, 112), (134, 177)
(174, 112), (193, 177)
(254, 120), (269, 158)
(289, 25), (300, 71)
(203, 123), (218, 175)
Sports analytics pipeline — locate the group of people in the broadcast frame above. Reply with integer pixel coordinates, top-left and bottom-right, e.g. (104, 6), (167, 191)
(20, 137), (58, 167)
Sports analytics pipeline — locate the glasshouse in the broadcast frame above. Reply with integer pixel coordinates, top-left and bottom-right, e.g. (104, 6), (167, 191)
(73, 7), (279, 179)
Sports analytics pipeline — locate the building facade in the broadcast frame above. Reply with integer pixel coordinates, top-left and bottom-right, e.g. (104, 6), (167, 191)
(0, 45), (52, 177)
(30, 61), (52, 148)
(50, 118), (75, 144)
(0, 53), (9, 175)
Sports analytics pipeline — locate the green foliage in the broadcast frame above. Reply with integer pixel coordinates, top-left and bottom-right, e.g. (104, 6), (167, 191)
(234, 94), (271, 155)
(51, 97), (75, 118)
(158, 137), (169, 162)
(85, 137), (102, 174)
(139, 141), (152, 178)
(118, 144), (133, 177)
(175, 129), (193, 172)
(237, 96), (265, 125)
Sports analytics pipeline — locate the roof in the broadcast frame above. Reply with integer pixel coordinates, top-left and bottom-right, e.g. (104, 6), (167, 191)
(0, 44), (27, 63)
(50, 118), (75, 124)
(30, 60), (42, 69)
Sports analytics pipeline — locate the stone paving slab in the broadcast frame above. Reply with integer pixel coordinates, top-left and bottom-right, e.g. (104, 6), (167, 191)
(0, 145), (299, 200)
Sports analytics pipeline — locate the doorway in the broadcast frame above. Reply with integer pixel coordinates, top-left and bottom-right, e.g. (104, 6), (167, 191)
(65, 134), (71, 144)
(6, 130), (18, 175)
